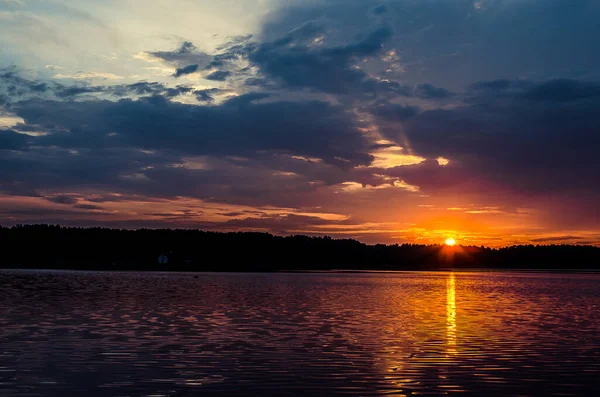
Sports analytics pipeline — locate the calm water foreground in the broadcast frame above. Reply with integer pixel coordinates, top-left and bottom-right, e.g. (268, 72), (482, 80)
(0, 270), (599, 396)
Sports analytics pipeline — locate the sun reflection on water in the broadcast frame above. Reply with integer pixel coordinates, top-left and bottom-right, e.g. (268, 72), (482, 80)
(446, 273), (457, 354)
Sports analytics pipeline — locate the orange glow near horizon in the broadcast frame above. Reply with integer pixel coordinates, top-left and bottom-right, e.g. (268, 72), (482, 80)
(1, 192), (599, 247)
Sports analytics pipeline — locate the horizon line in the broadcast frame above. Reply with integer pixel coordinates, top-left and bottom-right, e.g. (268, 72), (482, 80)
(3, 223), (599, 250)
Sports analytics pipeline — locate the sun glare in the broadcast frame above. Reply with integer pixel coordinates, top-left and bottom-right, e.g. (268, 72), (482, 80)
(445, 238), (456, 246)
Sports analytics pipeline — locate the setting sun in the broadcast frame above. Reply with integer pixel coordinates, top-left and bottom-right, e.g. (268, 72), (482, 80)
(445, 238), (456, 246)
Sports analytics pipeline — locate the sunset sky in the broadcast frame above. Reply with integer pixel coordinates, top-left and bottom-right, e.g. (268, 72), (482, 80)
(1, 0), (599, 246)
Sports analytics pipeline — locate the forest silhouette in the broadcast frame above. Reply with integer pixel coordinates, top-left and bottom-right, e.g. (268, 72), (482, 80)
(2, 224), (599, 271)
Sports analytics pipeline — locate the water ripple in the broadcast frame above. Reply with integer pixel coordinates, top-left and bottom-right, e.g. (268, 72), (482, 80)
(0, 270), (599, 396)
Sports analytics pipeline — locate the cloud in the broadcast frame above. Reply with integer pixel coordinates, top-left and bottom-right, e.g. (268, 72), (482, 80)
(370, 102), (419, 122)
(0, 82), (382, 208)
(247, 24), (394, 94)
(0, 129), (29, 150)
(5, 63), (600, 232)
(0, 69), (201, 102)
(523, 79), (600, 102)
(73, 203), (103, 210)
(2, 0), (600, 243)
(205, 70), (231, 81)
(470, 79), (600, 103)
(53, 72), (124, 80)
(45, 195), (78, 205)
(1, 68), (50, 97)
(194, 88), (227, 103)
(199, 22), (450, 99)
(387, 79), (600, 198)
(414, 83), (453, 99)
(55, 86), (104, 98)
(173, 64), (199, 78)
(530, 236), (584, 243)
(139, 41), (212, 73)
(12, 94), (372, 166)
(259, 0), (600, 91)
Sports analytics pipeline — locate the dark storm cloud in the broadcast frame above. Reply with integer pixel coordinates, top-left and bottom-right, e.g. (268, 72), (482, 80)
(0, 84), (379, 204)
(0, 143), (179, 198)
(256, 0), (479, 91)
(197, 20), (450, 99)
(0, 130), (29, 151)
(248, 24), (393, 94)
(11, 94), (372, 167)
(380, 79), (600, 195)
(259, 0), (600, 90)
(6, 74), (599, 210)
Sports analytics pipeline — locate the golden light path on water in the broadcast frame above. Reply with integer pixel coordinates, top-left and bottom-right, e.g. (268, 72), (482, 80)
(446, 273), (457, 354)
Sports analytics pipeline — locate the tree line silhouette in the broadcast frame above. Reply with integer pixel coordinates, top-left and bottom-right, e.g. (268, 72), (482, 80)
(1, 224), (599, 271)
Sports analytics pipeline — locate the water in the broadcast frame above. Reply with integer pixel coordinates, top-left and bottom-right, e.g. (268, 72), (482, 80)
(1, 270), (599, 396)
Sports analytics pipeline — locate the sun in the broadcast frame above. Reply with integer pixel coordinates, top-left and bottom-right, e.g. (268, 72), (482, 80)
(445, 237), (456, 246)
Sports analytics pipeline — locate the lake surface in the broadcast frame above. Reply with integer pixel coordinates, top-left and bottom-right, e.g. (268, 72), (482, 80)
(1, 270), (599, 396)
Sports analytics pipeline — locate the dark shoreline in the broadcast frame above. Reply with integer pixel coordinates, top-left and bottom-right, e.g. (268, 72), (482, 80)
(2, 268), (600, 274)
(3, 225), (600, 272)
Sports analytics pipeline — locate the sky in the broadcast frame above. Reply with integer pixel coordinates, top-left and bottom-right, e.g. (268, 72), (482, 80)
(1, 0), (599, 246)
